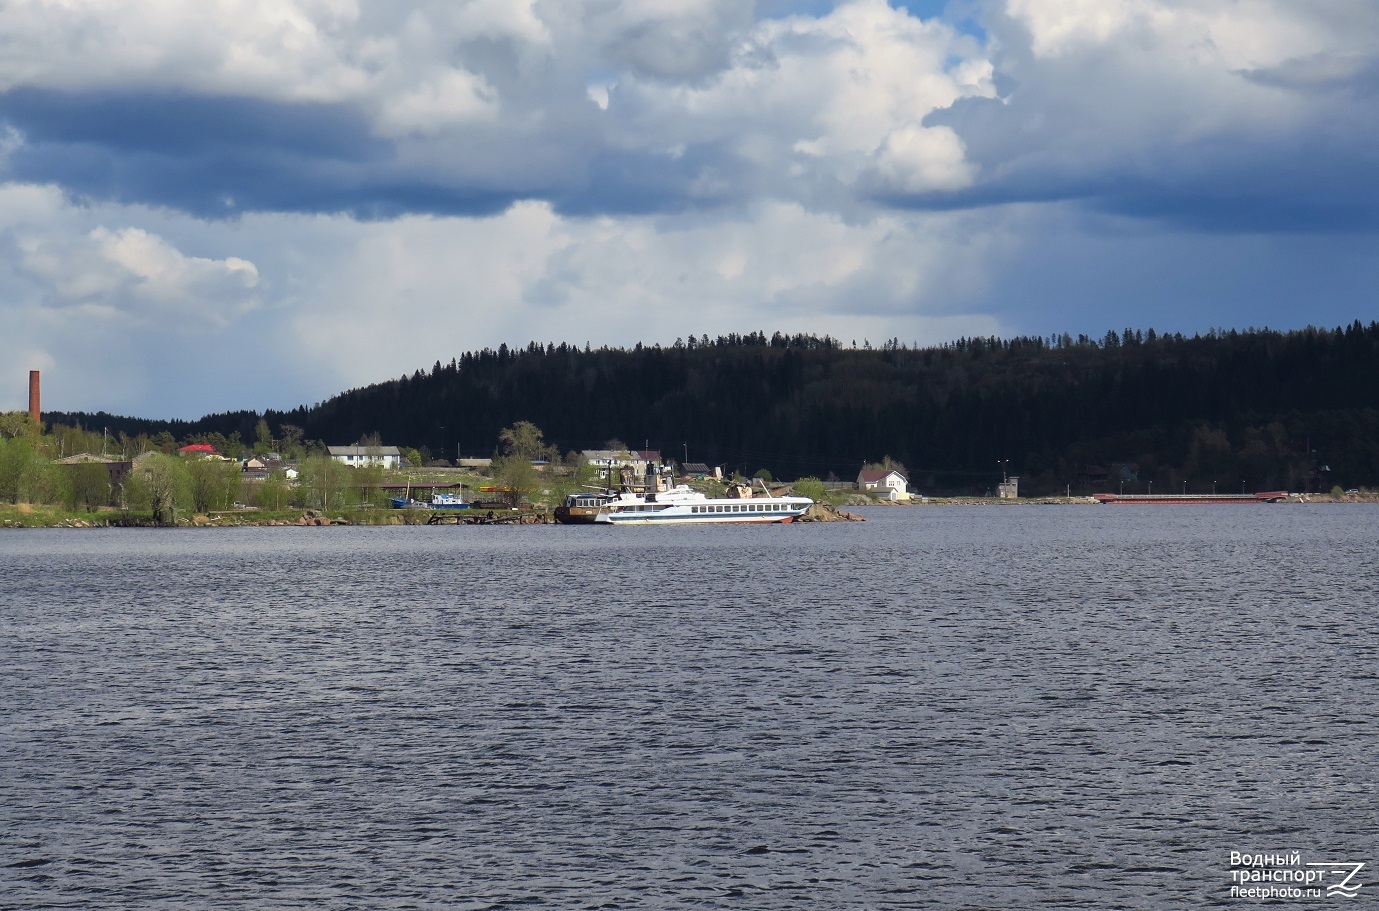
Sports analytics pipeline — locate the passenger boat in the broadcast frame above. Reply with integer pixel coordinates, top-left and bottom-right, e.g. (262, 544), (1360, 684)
(554, 464), (812, 526)
(594, 483), (811, 525)
(553, 490), (628, 524)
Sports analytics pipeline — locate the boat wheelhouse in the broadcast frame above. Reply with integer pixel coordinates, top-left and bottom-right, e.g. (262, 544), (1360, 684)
(553, 490), (627, 524)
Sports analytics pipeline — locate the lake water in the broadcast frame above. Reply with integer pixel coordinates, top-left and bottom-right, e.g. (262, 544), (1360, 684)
(2, 506), (1376, 909)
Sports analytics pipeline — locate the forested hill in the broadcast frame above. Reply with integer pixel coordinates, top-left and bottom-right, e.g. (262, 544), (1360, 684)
(49, 323), (1379, 495)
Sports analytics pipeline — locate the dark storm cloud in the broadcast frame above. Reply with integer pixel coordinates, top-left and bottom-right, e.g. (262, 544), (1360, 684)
(1240, 53), (1379, 98)
(552, 144), (750, 216)
(0, 88), (531, 218)
(0, 87), (380, 158)
(0, 85), (763, 220)
(895, 62), (1379, 234)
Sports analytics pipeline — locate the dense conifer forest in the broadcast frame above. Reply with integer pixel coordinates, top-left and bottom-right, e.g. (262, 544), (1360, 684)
(48, 323), (1379, 495)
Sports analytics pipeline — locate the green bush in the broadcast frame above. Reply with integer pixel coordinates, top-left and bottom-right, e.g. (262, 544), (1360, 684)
(258, 472), (292, 510)
(792, 476), (827, 503)
(65, 462), (111, 510)
(297, 456), (352, 510)
(491, 455), (539, 507)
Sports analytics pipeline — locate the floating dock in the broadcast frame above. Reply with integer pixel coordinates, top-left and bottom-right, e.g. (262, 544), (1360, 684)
(1091, 491), (1289, 505)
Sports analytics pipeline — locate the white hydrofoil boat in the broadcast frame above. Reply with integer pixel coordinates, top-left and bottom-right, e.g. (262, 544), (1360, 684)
(594, 482), (812, 525)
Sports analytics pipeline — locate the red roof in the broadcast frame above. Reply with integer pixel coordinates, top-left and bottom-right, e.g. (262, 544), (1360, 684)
(859, 468), (905, 483)
(178, 443), (219, 454)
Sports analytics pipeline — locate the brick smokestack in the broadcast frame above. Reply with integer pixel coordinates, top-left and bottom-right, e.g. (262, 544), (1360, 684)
(28, 370), (40, 426)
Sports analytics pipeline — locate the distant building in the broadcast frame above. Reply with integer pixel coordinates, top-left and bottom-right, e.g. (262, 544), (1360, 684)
(1078, 464), (1110, 487)
(858, 468), (910, 502)
(177, 443), (220, 458)
(56, 453), (132, 490)
(328, 444), (402, 469)
(998, 476), (1020, 499)
(242, 456), (298, 480)
(56, 452), (114, 465)
(582, 449), (663, 476)
(681, 462), (722, 480)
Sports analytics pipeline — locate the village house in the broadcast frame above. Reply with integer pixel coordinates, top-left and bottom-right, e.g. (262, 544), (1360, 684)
(857, 468), (911, 502)
(55, 453), (133, 490)
(241, 455), (298, 480)
(582, 449), (663, 475)
(681, 462), (722, 480)
(177, 443), (221, 458)
(327, 444), (402, 469)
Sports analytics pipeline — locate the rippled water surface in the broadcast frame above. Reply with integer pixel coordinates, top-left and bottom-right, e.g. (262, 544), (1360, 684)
(3, 506), (1377, 909)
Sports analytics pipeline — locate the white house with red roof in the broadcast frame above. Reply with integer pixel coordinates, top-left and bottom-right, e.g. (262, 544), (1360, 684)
(857, 468), (910, 502)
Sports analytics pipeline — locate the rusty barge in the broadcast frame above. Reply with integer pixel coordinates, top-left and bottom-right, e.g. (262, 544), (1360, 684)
(1091, 491), (1289, 505)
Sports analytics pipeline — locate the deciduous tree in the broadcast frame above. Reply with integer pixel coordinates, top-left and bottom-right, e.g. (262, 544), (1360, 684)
(298, 455), (351, 510)
(491, 455), (538, 507)
(126, 454), (190, 525)
(66, 463), (111, 510)
(498, 421), (547, 461)
(187, 458), (240, 512)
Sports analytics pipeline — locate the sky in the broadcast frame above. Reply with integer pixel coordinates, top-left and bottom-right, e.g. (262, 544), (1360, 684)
(2, 0), (1377, 419)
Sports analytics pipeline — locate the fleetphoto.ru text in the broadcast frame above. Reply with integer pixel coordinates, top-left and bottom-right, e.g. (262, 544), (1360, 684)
(1229, 852), (1365, 901)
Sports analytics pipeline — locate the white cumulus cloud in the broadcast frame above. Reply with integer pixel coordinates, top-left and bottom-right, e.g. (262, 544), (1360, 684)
(15, 224), (260, 326)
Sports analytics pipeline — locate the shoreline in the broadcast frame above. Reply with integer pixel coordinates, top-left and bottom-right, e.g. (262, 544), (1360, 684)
(4, 493), (1377, 529)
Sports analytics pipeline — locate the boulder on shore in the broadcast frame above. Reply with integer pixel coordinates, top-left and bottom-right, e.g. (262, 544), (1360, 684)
(801, 503), (864, 522)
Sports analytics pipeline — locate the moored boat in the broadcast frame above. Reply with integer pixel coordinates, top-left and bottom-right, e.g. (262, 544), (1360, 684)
(390, 491), (469, 509)
(593, 483), (811, 525)
(554, 490), (629, 524)
(1091, 491), (1288, 505)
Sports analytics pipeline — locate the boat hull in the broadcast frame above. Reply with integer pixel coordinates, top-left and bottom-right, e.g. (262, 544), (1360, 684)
(595, 496), (812, 525)
(599, 513), (801, 525)
(553, 505), (602, 524)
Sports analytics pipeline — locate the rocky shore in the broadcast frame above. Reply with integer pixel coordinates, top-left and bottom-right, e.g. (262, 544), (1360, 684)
(5, 492), (1377, 528)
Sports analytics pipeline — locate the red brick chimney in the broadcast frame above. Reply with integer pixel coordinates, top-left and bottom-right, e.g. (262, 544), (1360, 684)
(28, 370), (40, 426)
